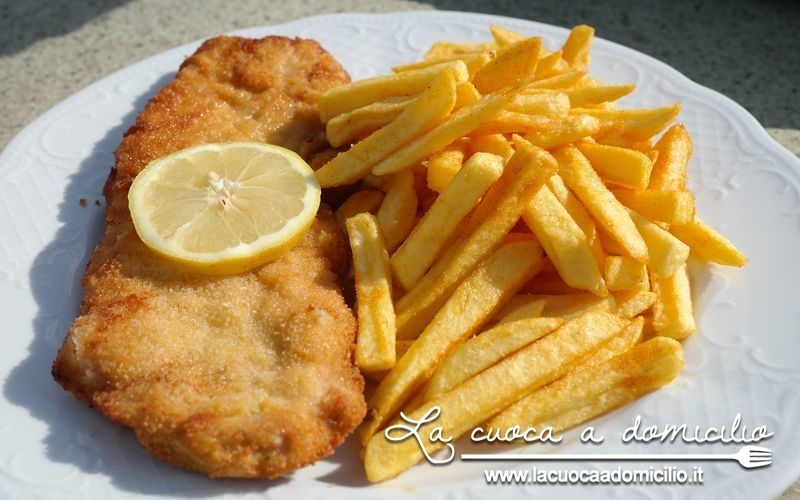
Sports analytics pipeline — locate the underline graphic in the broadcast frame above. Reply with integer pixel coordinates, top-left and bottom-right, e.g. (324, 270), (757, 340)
(460, 445), (772, 468)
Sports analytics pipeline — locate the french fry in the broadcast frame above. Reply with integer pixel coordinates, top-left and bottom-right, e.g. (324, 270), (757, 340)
(494, 296), (547, 324)
(454, 81), (481, 110)
(365, 339), (415, 382)
(582, 104), (681, 141)
(490, 25), (526, 46)
(489, 317), (645, 431)
(651, 263), (695, 339)
(604, 255), (650, 291)
(393, 51), (494, 75)
(577, 142), (653, 190)
(425, 41), (496, 60)
(394, 141), (557, 339)
(470, 110), (549, 135)
(316, 69), (457, 187)
(526, 70), (587, 90)
(524, 114), (601, 149)
(539, 292), (616, 318)
(508, 92), (571, 116)
(377, 169), (419, 251)
(420, 317), (564, 403)
(596, 132), (653, 153)
(563, 83), (636, 107)
(613, 289), (657, 318)
(364, 310), (626, 482)
(392, 153), (504, 290)
(554, 145), (649, 262)
(534, 50), (567, 79)
(426, 147), (465, 193)
(346, 213), (396, 372)
(546, 173), (604, 267)
(319, 60), (467, 122)
(561, 24), (594, 70)
(468, 134), (514, 161)
(472, 37), (541, 93)
(371, 81), (527, 176)
(611, 188), (695, 225)
(326, 97), (412, 148)
(487, 334), (683, 435)
(523, 185), (607, 295)
(669, 216), (748, 266)
(362, 236), (545, 445)
(649, 124), (692, 190)
(628, 209), (689, 277)
(335, 189), (384, 230)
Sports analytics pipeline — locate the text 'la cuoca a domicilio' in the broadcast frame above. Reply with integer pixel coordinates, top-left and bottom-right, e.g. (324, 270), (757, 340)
(384, 406), (773, 464)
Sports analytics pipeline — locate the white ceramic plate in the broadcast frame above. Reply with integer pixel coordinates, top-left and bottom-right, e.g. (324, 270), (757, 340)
(1, 10), (798, 500)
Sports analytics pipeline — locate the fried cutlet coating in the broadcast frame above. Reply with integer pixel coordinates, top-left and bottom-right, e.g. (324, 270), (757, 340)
(53, 36), (366, 478)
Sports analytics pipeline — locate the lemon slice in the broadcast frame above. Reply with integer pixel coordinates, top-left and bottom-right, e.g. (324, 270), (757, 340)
(128, 142), (320, 275)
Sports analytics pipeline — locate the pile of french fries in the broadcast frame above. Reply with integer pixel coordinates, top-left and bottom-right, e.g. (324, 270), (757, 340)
(320, 24), (748, 483)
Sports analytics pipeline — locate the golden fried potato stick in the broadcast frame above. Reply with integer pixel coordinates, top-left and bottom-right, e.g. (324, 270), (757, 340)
(526, 70), (587, 90)
(425, 146), (465, 193)
(651, 263), (695, 339)
(473, 37), (541, 93)
(454, 81), (481, 110)
(538, 292), (616, 318)
(361, 236), (545, 445)
(611, 189), (695, 225)
(392, 153), (504, 291)
(628, 209), (689, 277)
(377, 169), (419, 251)
(534, 50), (568, 79)
(468, 134), (514, 161)
(539, 337), (683, 433)
(523, 185), (607, 296)
(371, 80), (528, 176)
(577, 142), (653, 190)
(488, 324), (683, 434)
(470, 111), (550, 136)
(346, 213), (396, 372)
(649, 123), (692, 190)
(393, 140), (557, 339)
(393, 51), (494, 75)
(319, 60), (466, 122)
(334, 189), (384, 231)
(561, 24), (595, 71)
(669, 216), (748, 266)
(419, 317), (564, 404)
(363, 310), (626, 482)
(325, 97), (412, 148)
(581, 104), (681, 141)
(489, 25), (526, 46)
(508, 92), (571, 116)
(546, 173), (604, 268)
(604, 255), (650, 291)
(365, 340), (415, 382)
(563, 83), (636, 107)
(489, 317), (646, 431)
(613, 289), (657, 318)
(424, 41), (496, 60)
(554, 145), (648, 262)
(316, 68), (457, 187)
(494, 296), (547, 324)
(524, 114), (601, 149)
